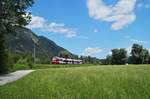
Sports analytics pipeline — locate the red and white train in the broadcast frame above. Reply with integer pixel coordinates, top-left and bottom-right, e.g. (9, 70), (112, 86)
(52, 56), (83, 64)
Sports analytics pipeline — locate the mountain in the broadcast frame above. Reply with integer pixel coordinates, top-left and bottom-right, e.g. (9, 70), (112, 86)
(5, 27), (75, 63)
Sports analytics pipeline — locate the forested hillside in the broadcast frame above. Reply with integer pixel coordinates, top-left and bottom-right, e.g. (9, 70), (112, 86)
(5, 27), (74, 63)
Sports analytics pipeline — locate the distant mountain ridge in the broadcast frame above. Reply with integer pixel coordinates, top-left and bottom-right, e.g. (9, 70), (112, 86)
(5, 27), (75, 63)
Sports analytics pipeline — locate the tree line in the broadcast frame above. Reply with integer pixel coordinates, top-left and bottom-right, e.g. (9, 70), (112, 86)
(101, 44), (150, 65)
(53, 44), (150, 65)
(58, 51), (100, 64)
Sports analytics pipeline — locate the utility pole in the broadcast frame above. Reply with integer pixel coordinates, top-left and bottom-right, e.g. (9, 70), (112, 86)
(31, 34), (39, 66)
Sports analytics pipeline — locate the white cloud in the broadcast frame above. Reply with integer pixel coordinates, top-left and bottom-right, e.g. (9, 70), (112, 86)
(130, 39), (147, 44)
(87, 0), (137, 30)
(28, 16), (46, 29)
(45, 22), (76, 38)
(82, 47), (102, 56)
(124, 36), (147, 44)
(27, 16), (76, 38)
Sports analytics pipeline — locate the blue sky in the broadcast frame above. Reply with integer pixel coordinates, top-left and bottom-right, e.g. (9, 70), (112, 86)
(28, 0), (150, 58)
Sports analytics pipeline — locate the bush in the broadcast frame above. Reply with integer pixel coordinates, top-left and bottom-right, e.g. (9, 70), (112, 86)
(26, 56), (34, 69)
(12, 64), (29, 71)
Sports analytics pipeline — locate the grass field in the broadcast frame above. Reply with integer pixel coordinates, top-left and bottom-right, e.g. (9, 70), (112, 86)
(0, 65), (150, 99)
(12, 64), (97, 71)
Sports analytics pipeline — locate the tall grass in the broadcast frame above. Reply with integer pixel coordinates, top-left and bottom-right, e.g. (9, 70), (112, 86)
(12, 64), (97, 71)
(0, 65), (150, 99)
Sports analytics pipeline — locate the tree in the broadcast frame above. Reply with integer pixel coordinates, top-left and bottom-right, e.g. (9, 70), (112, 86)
(111, 48), (127, 65)
(141, 49), (149, 64)
(73, 55), (79, 59)
(91, 57), (100, 64)
(149, 55), (150, 64)
(105, 55), (112, 65)
(130, 44), (143, 64)
(0, 34), (8, 73)
(26, 55), (34, 69)
(127, 56), (132, 64)
(87, 56), (92, 63)
(79, 56), (100, 64)
(0, 0), (34, 74)
(58, 50), (70, 58)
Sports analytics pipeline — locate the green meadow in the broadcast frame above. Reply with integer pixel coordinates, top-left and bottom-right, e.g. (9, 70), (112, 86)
(1, 65), (150, 99)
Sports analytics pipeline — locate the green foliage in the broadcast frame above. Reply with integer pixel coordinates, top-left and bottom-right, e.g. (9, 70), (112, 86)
(8, 53), (21, 65)
(26, 55), (34, 69)
(111, 48), (127, 65)
(0, 0), (34, 28)
(100, 49), (128, 65)
(12, 64), (29, 71)
(105, 55), (112, 65)
(141, 49), (149, 64)
(0, 34), (9, 74)
(102, 44), (150, 65)
(1, 65), (150, 99)
(80, 56), (100, 64)
(58, 50), (70, 58)
(130, 44), (143, 64)
(130, 44), (150, 64)
(149, 56), (150, 64)
(0, 0), (34, 74)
